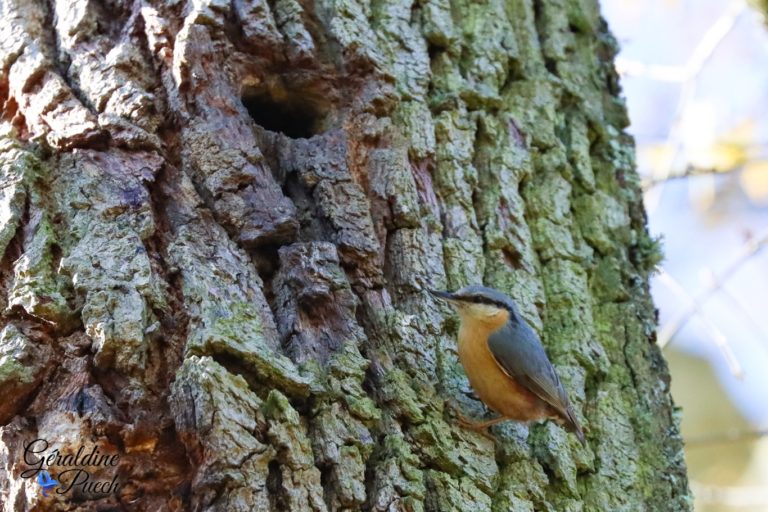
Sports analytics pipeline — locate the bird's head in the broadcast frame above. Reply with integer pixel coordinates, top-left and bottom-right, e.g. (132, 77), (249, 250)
(429, 284), (517, 329)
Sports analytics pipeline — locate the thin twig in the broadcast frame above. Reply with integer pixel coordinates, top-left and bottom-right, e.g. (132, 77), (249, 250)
(644, 0), (747, 208)
(686, 428), (768, 447)
(642, 164), (730, 189)
(614, 59), (687, 82)
(642, 142), (768, 190)
(658, 234), (768, 353)
(615, 1), (746, 84)
(656, 269), (743, 378)
(691, 480), (768, 506)
(685, 1), (747, 79)
(715, 281), (768, 355)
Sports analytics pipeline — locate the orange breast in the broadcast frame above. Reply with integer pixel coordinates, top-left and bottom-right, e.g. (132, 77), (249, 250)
(457, 322), (549, 421)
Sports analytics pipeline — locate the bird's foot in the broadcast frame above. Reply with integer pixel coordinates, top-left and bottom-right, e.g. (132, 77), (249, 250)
(444, 400), (505, 441)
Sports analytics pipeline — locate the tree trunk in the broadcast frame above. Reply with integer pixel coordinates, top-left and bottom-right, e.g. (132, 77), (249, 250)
(0, 0), (691, 510)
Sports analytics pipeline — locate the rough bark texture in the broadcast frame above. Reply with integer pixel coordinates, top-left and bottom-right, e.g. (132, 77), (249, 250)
(0, 0), (691, 511)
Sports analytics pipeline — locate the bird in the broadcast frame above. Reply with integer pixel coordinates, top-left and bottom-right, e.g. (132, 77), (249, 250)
(430, 285), (586, 446)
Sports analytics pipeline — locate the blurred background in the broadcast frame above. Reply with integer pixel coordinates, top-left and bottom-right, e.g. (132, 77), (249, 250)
(601, 0), (768, 510)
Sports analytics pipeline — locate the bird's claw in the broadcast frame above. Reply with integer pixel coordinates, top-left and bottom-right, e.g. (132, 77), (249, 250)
(444, 399), (499, 441)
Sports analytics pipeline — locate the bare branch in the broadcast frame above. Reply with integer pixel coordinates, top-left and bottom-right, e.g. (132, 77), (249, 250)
(656, 269), (743, 378)
(686, 428), (768, 447)
(658, 234), (768, 356)
(643, 1), (747, 206)
(691, 480), (768, 506)
(642, 164), (734, 189)
(615, 59), (687, 82)
(716, 280), (768, 355)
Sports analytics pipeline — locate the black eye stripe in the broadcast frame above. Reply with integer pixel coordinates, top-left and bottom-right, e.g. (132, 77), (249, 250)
(454, 290), (520, 324)
(459, 295), (508, 310)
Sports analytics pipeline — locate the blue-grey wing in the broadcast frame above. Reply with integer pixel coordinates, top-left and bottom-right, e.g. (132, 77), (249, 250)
(487, 322), (570, 417)
(488, 321), (586, 445)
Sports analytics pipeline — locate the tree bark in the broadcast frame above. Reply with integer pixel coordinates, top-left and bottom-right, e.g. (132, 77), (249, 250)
(0, 0), (691, 510)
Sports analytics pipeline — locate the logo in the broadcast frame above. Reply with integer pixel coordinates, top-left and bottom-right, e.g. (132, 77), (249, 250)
(36, 470), (58, 496)
(21, 439), (120, 497)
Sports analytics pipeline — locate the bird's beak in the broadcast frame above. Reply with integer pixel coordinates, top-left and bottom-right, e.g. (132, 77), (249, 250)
(428, 289), (455, 301)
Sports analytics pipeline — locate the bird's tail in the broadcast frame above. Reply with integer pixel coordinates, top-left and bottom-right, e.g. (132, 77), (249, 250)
(564, 405), (586, 447)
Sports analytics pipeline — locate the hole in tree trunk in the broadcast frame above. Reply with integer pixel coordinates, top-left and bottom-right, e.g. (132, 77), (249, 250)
(242, 83), (328, 139)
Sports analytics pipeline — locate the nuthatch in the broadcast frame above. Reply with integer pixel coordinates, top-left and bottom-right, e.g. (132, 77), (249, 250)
(430, 285), (586, 445)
